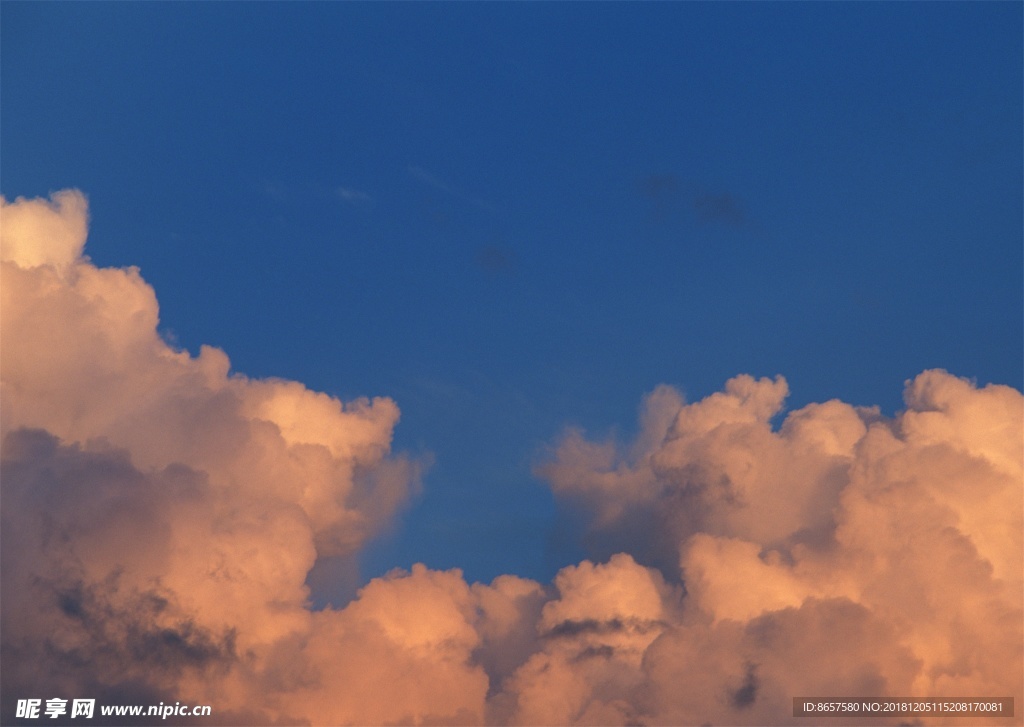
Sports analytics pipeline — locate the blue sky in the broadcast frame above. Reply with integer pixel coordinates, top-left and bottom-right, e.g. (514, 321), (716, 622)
(4, 1), (1021, 592)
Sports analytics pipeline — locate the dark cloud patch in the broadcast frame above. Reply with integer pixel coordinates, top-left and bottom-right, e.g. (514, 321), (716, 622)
(131, 619), (235, 673)
(693, 191), (747, 226)
(2, 597), (235, 724)
(0, 428), (205, 543)
(40, 576), (236, 676)
(729, 662), (759, 709)
(546, 454), (748, 584)
(544, 617), (665, 640)
(475, 244), (516, 274)
(0, 428), (234, 722)
(2, 573), (236, 726)
(636, 173), (752, 228)
(572, 644), (616, 662)
(545, 617), (625, 639)
(637, 173), (682, 221)
(638, 174), (681, 201)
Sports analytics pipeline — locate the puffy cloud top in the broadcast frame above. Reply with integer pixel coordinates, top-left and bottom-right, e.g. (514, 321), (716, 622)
(1, 190), (89, 271)
(2, 191), (1020, 725)
(541, 368), (1023, 724)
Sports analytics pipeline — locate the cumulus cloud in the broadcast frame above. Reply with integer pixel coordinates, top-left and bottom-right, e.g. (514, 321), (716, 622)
(2, 191), (1020, 725)
(0, 191), (431, 723)
(0, 189), (88, 270)
(496, 554), (681, 726)
(540, 370), (1023, 724)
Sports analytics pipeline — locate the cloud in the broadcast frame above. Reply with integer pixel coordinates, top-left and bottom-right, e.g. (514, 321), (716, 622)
(692, 190), (746, 226)
(336, 187), (372, 205)
(408, 166), (497, 213)
(539, 370), (1022, 724)
(2, 190), (1020, 725)
(408, 166), (454, 196)
(474, 244), (516, 274)
(638, 174), (681, 201)
(496, 554), (680, 726)
(0, 191), (431, 723)
(1, 429), (237, 710)
(635, 174), (750, 226)
(0, 189), (88, 270)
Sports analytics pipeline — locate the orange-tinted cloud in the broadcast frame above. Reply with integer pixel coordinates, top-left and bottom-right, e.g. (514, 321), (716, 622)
(2, 191), (1020, 725)
(1, 191), (428, 721)
(541, 370), (1022, 724)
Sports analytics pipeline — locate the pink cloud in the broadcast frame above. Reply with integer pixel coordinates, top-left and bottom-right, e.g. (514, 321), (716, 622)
(3, 191), (1020, 725)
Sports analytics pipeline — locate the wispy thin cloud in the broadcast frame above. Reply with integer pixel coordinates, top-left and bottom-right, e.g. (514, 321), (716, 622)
(407, 165), (498, 213)
(337, 186), (372, 205)
(408, 165), (453, 195)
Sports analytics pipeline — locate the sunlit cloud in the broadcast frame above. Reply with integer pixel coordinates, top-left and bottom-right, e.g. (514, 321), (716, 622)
(540, 370), (1022, 723)
(2, 191), (1020, 725)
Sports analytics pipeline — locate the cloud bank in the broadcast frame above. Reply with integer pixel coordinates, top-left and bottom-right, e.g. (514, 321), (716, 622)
(2, 191), (1021, 725)
(541, 373), (1022, 724)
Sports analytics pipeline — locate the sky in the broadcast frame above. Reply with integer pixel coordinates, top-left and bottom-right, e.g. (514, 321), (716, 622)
(1, 3), (1022, 726)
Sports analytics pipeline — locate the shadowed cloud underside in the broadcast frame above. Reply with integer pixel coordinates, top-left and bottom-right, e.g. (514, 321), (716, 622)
(1, 192), (1021, 725)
